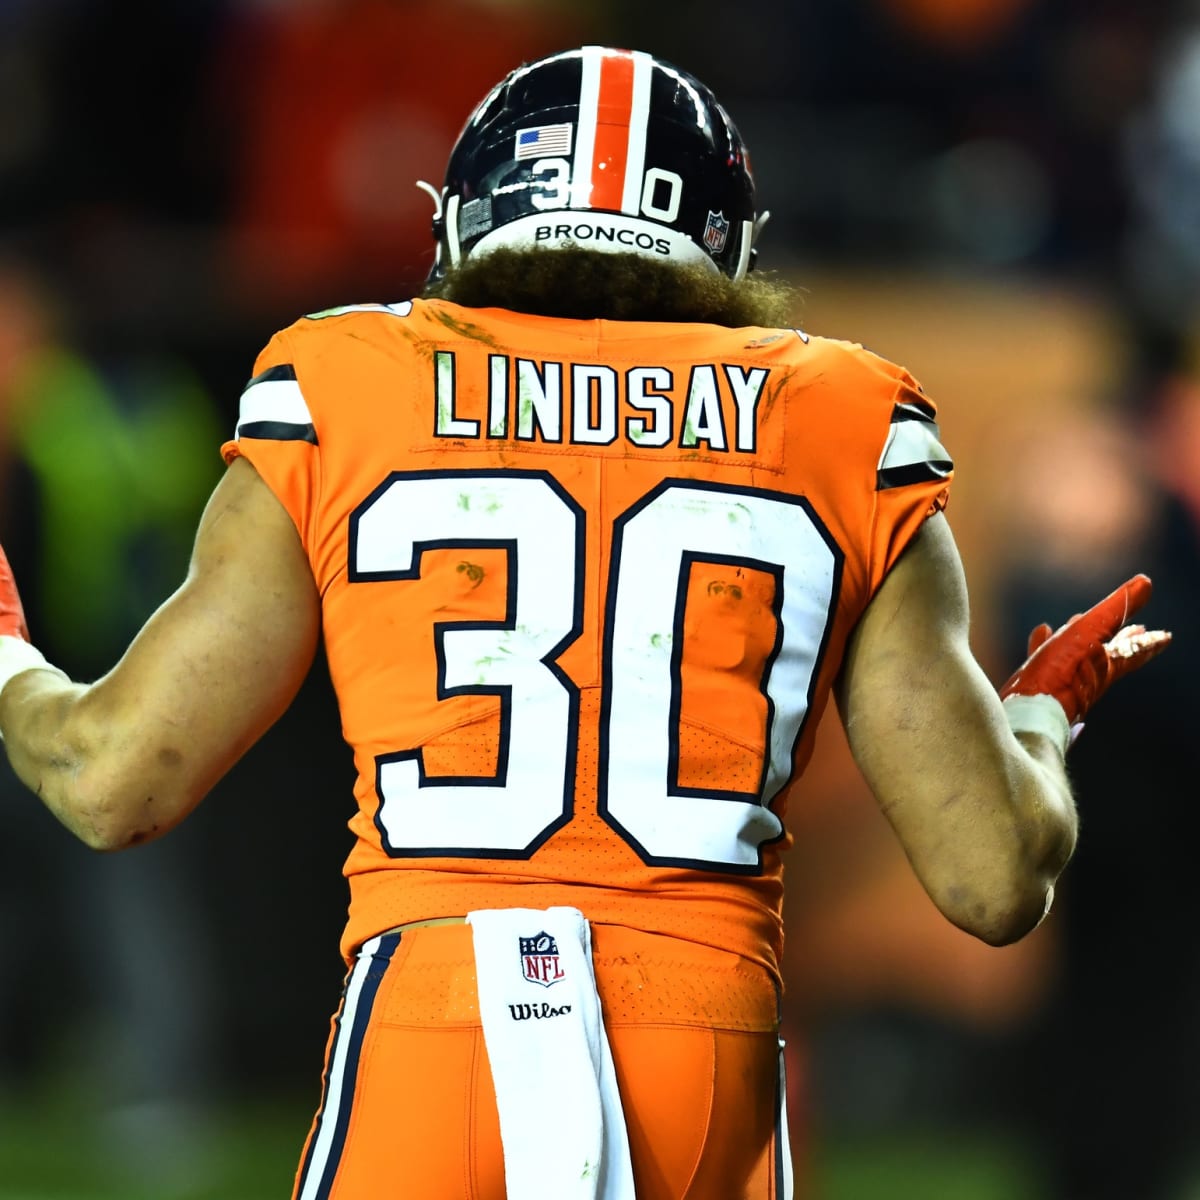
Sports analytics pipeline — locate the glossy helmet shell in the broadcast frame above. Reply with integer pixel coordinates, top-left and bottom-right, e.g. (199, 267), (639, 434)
(428, 46), (759, 281)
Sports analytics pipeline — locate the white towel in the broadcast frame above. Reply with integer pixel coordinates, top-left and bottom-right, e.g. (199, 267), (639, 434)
(468, 906), (635, 1200)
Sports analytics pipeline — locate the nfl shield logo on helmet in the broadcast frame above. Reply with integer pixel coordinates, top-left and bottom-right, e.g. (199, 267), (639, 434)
(703, 210), (730, 253)
(519, 931), (565, 988)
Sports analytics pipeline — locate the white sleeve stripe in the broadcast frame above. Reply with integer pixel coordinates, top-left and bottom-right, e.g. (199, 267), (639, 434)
(878, 418), (951, 473)
(236, 377), (312, 431)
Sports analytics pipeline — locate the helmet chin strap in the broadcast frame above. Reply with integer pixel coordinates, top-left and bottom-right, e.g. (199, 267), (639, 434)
(416, 181), (463, 272)
(415, 179), (443, 219)
(742, 210), (771, 277)
(733, 219), (755, 282)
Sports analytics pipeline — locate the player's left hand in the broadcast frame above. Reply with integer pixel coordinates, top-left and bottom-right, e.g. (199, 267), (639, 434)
(0, 542), (30, 642)
(999, 574), (1171, 733)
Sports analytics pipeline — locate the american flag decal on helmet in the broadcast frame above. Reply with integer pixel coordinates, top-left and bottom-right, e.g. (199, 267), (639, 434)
(515, 123), (573, 161)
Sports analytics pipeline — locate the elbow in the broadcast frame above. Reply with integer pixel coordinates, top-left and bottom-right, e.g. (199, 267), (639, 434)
(936, 804), (1076, 947)
(24, 689), (189, 851)
(77, 816), (162, 854)
(69, 792), (165, 852)
(62, 764), (181, 852)
(932, 870), (1058, 947)
(965, 894), (1050, 947)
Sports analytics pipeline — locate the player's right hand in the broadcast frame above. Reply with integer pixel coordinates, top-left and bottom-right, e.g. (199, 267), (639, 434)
(0, 542), (30, 642)
(999, 574), (1171, 727)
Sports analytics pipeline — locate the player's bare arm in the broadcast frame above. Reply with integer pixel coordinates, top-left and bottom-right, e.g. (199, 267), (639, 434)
(0, 457), (320, 850)
(836, 511), (1167, 947)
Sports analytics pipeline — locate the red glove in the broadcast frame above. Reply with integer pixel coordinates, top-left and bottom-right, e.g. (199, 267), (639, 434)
(999, 574), (1171, 727)
(0, 542), (29, 642)
(0, 544), (68, 701)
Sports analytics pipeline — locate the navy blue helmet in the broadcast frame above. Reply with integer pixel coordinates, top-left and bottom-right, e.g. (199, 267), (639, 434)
(423, 46), (765, 281)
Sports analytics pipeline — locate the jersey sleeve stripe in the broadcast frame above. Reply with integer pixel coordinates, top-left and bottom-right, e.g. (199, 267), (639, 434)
(235, 369), (317, 443)
(877, 460), (953, 489)
(237, 419), (318, 444)
(876, 415), (952, 490)
(892, 398), (937, 423)
(246, 363), (298, 387)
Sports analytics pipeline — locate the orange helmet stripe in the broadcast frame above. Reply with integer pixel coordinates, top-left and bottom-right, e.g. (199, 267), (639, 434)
(571, 46), (653, 216)
(590, 50), (636, 211)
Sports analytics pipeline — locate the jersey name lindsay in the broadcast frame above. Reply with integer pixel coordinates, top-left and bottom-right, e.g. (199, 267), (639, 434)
(433, 350), (770, 453)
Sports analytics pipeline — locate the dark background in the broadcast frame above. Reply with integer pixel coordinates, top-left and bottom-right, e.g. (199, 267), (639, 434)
(0, 2), (1196, 1196)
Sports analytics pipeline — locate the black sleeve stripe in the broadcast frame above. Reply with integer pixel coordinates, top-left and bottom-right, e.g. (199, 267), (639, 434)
(245, 363), (298, 389)
(877, 460), (953, 490)
(891, 399), (937, 423)
(237, 420), (318, 445)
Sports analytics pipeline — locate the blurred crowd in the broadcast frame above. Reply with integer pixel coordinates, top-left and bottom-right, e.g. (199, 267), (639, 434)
(0, 1), (1197, 1197)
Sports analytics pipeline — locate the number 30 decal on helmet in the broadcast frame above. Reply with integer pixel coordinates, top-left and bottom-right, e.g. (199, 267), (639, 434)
(420, 46), (769, 282)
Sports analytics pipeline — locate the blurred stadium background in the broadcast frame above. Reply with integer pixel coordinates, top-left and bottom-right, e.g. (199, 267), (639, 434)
(0, 0), (1197, 1197)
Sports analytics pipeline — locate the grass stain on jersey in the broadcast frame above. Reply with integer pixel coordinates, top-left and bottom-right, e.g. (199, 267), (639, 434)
(517, 387), (535, 433)
(457, 488), (502, 514)
(456, 560), (485, 587)
(760, 367), (795, 419)
(707, 579), (744, 599)
(429, 307), (502, 347)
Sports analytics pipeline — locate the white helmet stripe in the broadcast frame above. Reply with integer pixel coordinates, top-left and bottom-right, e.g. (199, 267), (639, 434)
(570, 47), (603, 207)
(620, 52), (654, 215)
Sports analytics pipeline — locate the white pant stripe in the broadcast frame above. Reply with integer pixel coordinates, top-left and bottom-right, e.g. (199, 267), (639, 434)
(296, 933), (389, 1200)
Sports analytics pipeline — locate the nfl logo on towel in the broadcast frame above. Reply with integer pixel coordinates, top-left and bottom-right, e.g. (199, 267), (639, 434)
(703, 210), (730, 253)
(515, 123), (573, 161)
(519, 931), (566, 987)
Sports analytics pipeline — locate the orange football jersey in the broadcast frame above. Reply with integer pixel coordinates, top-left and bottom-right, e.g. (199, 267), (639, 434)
(221, 298), (952, 983)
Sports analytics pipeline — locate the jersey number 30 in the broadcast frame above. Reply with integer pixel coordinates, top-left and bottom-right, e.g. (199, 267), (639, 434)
(349, 470), (839, 874)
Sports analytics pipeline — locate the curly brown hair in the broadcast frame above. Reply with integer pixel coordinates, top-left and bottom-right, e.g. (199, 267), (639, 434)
(422, 245), (799, 328)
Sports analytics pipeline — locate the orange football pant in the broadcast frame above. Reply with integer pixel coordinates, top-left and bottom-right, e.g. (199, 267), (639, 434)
(292, 921), (791, 1199)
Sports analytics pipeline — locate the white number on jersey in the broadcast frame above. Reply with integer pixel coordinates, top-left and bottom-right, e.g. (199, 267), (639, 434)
(349, 471), (838, 871)
(602, 480), (836, 869)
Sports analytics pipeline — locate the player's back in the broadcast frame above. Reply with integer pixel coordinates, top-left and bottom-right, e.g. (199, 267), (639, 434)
(224, 297), (952, 979)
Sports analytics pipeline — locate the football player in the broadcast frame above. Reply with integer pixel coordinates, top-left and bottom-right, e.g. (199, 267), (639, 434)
(0, 45), (1169, 1200)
